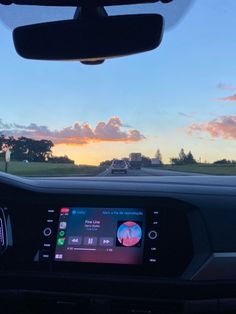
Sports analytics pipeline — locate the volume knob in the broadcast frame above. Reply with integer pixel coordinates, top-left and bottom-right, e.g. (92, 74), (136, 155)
(148, 230), (158, 240)
(43, 227), (52, 237)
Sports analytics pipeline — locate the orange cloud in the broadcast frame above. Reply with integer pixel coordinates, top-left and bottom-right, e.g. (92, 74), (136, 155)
(0, 117), (145, 145)
(188, 116), (236, 140)
(217, 94), (236, 102)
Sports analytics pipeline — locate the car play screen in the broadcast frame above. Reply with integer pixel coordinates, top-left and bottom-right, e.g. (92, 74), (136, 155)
(54, 207), (145, 264)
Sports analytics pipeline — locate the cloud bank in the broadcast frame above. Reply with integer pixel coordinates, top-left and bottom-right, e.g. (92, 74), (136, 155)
(0, 117), (145, 145)
(188, 115), (236, 140)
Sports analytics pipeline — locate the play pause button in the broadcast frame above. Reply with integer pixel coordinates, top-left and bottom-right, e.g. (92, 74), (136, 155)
(99, 237), (114, 247)
(84, 237), (98, 246)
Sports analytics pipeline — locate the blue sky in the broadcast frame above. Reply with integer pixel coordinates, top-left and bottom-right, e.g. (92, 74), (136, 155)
(0, 0), (236, 164)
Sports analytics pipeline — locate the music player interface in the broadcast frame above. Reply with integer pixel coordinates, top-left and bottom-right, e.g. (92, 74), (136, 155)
(55, 207), (145, 264)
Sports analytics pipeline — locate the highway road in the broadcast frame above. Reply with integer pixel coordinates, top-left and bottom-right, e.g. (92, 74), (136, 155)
(98, 167), (205, 177)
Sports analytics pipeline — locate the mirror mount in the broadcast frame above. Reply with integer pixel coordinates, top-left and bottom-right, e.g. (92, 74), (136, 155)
(73, 4), (108, 64)
(73, 5), (108, 64)
(74, 5), (108, 19)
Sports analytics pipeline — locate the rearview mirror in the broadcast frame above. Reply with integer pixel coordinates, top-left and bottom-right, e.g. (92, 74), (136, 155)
(1, 0), (173, 7)
(13, 14), (164, 62)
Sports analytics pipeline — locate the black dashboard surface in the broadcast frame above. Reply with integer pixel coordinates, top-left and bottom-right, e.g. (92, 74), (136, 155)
(1, 173), (236, 313)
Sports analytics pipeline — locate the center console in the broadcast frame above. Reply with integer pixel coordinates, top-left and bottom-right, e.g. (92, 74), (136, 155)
(38, 204), (193, 277)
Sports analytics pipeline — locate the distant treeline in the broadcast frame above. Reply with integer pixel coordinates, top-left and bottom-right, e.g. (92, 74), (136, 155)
(213, 159), (236, 165)
(0, 135), (74, 164)
(99, 148), (236, 167)
(170, 149), (236, 165)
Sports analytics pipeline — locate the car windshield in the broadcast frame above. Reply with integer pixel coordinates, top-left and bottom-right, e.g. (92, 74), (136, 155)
(0, 0), (235, 177)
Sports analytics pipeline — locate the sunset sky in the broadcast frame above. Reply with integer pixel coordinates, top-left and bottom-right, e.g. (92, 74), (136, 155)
(0, 0), (236, 165)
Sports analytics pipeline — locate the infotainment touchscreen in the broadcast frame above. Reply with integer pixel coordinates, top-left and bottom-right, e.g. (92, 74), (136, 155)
(54, 207), (145, 265)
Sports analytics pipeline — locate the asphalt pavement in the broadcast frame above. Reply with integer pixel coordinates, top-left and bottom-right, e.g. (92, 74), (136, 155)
(98, 167), (205, 177)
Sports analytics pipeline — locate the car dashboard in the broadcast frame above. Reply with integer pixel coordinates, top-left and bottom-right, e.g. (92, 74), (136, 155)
(0, 173), (236, 313)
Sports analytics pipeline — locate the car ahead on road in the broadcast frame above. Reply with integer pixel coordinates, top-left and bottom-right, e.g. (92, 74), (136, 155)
(111, 159), (128, 174)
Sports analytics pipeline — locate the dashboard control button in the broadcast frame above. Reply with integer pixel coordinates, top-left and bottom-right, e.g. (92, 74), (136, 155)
(99, 237), (114, 247)
(39, 250), (50, 261)
(43, 227), (52, 237)
(148, 230), (158, 240)
(43, 243), (51, 248)
(68, 236), (82, 246)
(55, 253), (63, 260)
(84, 237), (97, 246)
